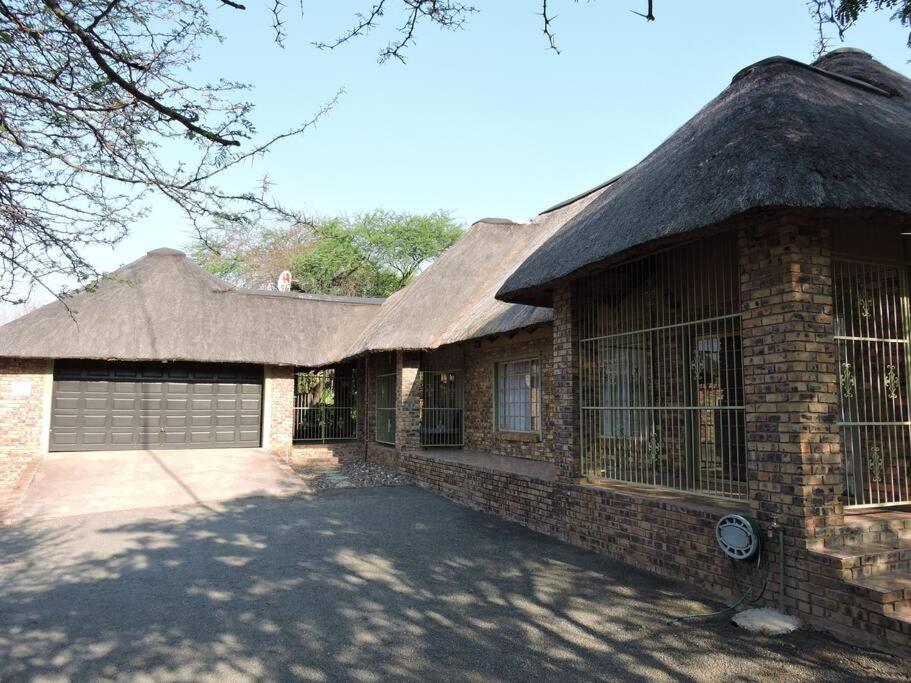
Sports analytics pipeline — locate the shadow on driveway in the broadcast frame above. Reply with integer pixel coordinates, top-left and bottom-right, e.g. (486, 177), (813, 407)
(0, 486), (903, 681)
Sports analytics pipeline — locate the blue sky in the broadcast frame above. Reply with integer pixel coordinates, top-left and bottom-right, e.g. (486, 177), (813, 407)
(17, 2), (911, 309)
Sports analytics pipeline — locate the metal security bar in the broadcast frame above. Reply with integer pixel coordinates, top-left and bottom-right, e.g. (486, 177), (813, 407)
(834, 259), (911, 507)
(375, 372), (397, 445)
(421, 371), (464, 446)
(577, 233), (747, 500)
(293, 367), (357, 442)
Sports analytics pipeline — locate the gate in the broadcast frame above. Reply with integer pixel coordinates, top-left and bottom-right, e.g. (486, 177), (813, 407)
(293, 367), (357, 443)
(834, 259), (911, 507)
(421, 371), (463, 447)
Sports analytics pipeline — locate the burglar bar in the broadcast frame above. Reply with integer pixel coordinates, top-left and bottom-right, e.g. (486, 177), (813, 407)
(293, 367), (358, 443)
(421, 371), (464, 447)
(576, 233), (747, 500)
(833, 258), (911, 507)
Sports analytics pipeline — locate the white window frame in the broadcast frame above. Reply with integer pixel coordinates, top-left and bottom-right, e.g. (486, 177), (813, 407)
(493, 358), (541, 434)
(601, 344), (651, 441)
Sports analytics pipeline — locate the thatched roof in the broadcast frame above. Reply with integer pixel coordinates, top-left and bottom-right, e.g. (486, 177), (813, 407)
(498, 49), (911, 306)
(0, 248), (383, 367)
(335, 188), (606, 361)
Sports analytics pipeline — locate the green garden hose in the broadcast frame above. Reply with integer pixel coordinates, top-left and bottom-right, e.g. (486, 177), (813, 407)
(667, 542), (771, 624)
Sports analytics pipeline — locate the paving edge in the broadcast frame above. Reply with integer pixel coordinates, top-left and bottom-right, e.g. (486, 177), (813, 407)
(1, 455), (44, 525)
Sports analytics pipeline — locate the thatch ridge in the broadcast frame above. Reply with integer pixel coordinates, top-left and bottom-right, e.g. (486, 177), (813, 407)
(330, 186), (607, 363)
(498, 48), (911, 306)
(0, 249), (383, 367)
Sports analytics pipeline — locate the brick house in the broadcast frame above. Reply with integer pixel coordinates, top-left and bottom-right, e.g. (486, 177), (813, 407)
(2, 48), (911, 649)
(0, 246), (382, 476)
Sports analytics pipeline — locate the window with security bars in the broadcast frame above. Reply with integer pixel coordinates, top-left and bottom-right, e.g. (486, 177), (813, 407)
(421, 371), (463, 446)
(833, 258), (911, 507)
(375, 372), (397, 445)
(577, 233), (747, 500)
(601, 346), (651, 439)
(494, 359), (540, 433)
(293, 366), (357, 442)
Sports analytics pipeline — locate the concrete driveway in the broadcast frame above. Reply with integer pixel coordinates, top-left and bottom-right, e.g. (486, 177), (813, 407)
(13, 448), (305, 521)
(0, 486), (903, 682)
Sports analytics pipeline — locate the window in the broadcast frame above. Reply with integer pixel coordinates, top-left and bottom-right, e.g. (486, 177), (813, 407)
(494, 359), (540, 433)
(421, 371), (463, 447)
(601, 345), (650, 439)
(833, 258), (911, 507)
(375, 372), (397, 445)
(578, 233), (746, 500)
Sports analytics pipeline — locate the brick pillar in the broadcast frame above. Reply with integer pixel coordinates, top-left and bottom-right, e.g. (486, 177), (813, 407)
(396, 351), (422, 452)
(0, 358), (52, 489)
(552, 284), (580, 482)
(739, 218), (844, 549)
(264, 365), (294, 458)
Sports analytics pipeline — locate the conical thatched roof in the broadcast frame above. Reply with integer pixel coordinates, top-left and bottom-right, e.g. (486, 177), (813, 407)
(334, 187), (606, 361)
(498, 49), (911, 306)
(0, 248), (382, 367)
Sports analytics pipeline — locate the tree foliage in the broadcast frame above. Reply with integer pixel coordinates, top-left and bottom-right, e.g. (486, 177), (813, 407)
(192, 210), (463, 298)
(809, 1), (911, 53)
(1, 0), (907, 308)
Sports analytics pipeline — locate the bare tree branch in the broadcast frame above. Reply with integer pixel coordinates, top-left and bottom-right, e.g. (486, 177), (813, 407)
(630, 0), (655, 21)
(0, 0), (330, 306)
(541, 0), (560, 54)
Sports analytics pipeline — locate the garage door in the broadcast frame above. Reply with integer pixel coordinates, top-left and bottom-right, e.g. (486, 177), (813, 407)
(50, 361), (263, 451)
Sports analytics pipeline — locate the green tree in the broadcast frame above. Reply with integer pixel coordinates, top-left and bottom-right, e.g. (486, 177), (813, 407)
(192, 210), (463, 297)
(289, 219), (383, 297)
(352, 210), (465, 292)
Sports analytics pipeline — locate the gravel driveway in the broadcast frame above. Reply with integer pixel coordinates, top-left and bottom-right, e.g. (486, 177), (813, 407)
(0, 486), (904, 681)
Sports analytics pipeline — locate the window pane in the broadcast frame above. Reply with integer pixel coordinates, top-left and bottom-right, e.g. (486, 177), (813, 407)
(496, 360), (538, 432)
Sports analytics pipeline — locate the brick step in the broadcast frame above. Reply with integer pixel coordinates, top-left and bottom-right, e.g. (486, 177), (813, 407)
(878, 607), (911, 649)
(844, 571), (911, 615)
(826, 515), (911, 548)
(811, 540), (911, 580)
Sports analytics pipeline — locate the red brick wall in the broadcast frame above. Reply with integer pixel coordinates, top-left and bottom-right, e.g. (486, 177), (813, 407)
(264, 365), (294, 457)
(364, 213), (911, 650)
(368, 449), (744, 601)
(739, 217), (844, 547)
(370, 434), (911, 649)
(396, 351), (422, 452)
(553, 285), (579, 481)
(0, 357), (51, 487)
(460, 328), (555, 462)
(363, 330), (555, 462)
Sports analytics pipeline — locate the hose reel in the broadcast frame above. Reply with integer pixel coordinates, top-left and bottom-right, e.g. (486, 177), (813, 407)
(669, 514), (770, 624)
(715, 514), (763, 561)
